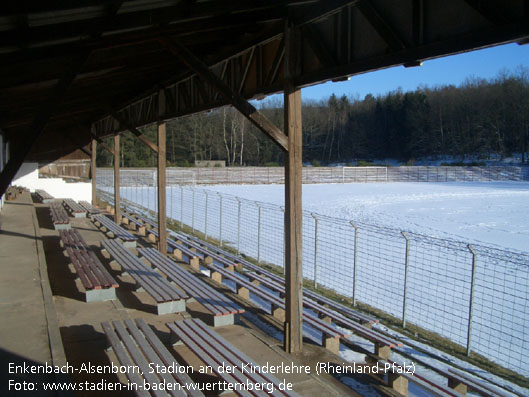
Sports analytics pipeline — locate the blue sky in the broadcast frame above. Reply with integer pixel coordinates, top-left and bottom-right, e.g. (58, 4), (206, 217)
(261, 43), (529, 104)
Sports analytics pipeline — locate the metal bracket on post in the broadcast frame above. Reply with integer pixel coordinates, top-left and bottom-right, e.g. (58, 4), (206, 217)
(401, 231), (410, 328)
(312, 213), (319, 288)
(236, 197), (242, 255)
(350, 221), (359, 306)
(467, 244), (478, 356)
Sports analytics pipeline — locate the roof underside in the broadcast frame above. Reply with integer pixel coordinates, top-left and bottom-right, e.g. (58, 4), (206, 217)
(1, 0), (528, 161)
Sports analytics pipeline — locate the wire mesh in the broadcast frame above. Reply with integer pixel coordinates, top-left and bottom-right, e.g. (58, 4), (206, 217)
(95, 167), (529, 379)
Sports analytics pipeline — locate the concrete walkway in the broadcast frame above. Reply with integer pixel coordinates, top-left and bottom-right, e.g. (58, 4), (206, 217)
(0, 192), (359, 396)
(0, 192), (66, 395)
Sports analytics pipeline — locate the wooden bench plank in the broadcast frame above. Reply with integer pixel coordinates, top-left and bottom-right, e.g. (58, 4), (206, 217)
(59, 230), (118, 302)
(93, 214), (137, 246)
(138, 248), (243, 326)
(168, 319), (298, 397)
(79, 200), (101, 215)
(135, 319), (203, 397)
(101, 240), (187, 315)
(122, 319), (186, 397)
(101, 321), (151, 397)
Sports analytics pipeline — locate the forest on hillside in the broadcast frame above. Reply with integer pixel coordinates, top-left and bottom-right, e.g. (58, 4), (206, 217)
(97, 67), (529, 167)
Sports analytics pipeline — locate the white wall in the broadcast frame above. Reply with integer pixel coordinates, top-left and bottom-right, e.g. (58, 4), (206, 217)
(13, 162), (92, 202)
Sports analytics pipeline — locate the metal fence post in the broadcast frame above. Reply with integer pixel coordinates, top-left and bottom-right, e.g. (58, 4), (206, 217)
(218, 192), (223, 247)
(312, 213), (319, 288)
(237, 197), (241, 255)
(180, 186), (184, 229)
(467, 244), (478, 356)
(257, 203), (262, 262)
(191, 188), (195, 232)
(350, 221), (359, 306)
(204, 191), (209, 240)
(401, 231), (410, 328)
(170, 185), (173, 221)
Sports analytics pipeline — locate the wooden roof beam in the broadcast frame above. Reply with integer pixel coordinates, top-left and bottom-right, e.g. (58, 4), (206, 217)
(159, 36), (288, 151)
(463, 0), (509, 26)
(304, 24), (337, 68)
(356, 0), (406, 51)
(0, 53), (90, 197)
(110, 110), (159, 153)
(264, 37), (285, 86)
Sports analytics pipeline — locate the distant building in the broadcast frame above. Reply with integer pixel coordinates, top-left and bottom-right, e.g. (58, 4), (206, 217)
(195, 160), (225, 168)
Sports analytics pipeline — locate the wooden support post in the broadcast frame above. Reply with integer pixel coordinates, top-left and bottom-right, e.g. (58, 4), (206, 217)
(189, 257), (199, 271)
(323, 335), (340, 355)
(157, 121), (167, 254)
(91, 138), (97, 205)
(388, 372), (409, 396)
(272, 305), (286, 322)
(113, 134), (121, 225)
(211, 271), (222, 284)
(237, 285), (249, 300)
(283, 20), (303, 354)
(448, 378), (468, 395)
(375, 344), (391, 360)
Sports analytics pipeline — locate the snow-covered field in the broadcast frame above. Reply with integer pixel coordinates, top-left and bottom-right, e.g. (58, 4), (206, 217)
(206, 182), (529, 252)
(103, 180), (529, 380)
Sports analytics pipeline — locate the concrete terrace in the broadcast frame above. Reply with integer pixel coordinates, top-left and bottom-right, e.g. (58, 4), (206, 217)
(0, 192), (355, 396)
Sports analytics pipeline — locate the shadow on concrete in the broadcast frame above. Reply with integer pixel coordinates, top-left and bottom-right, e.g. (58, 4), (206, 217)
(59, 325), (130, 396)
(3, 201), (33, 206)
(0, 229), (42, 242)
(35, 207), (55, 231)
(42, 234), (86, 302)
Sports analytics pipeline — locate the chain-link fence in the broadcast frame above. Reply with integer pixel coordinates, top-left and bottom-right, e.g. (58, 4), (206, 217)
(97, 166), (529, 185)
(96, 169), (529, 380)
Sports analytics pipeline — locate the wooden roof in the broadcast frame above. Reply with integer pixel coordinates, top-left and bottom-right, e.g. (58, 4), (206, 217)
(1, 0), (528, 161)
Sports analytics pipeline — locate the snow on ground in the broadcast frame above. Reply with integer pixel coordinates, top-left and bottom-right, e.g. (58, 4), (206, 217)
(106, 181), (529, 380)
(206, 182), (529, 252)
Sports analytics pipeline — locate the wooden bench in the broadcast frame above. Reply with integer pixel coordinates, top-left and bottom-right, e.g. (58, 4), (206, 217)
(121, 212), (147, 236)
(180, 232), (378, 324)
(101, 239), (187, 315)
(59, 229), (118, 302)
(202, 262), (347, 354)
(102, 318), (204, 397)
(167, 318), (299, 397)
(49, 201), (71, 230)
(446, 368), (512, 396)
(35, 189), (54, 203)
(92, 214), (137, 247)
(172, 234), (389, 350)
(79, 200), (101, 215)
(138, 247), (244, 327)
(62, 199), (87, 218)
(135, 214), (158, 230)
(246, 272), (400, 359)
(373, 359), (464, 397)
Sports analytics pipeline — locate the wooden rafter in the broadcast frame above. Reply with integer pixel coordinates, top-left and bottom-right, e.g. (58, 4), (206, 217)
(0, 53), (90, 197)
(304, 24), (337, 68)
(463, 0), (509, 26)
(110, 111), (158, 153)
(356, 0), (406, 50)
(160, 36), (288, 151)
(238, 47), (255, 94)
(265, 37), (285, 87)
